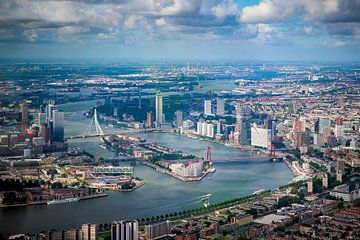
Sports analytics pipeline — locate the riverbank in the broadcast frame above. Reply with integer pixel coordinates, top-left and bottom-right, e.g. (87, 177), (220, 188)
(0, 193), (108, 208)
(173, 131), (272, 157)
(119, 179), (145, 192)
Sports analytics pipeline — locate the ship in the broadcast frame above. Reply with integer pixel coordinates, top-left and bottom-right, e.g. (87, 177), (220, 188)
(47, 197), (79, 205)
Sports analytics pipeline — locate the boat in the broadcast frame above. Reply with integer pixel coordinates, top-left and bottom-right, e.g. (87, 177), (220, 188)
(252, 189), (266, 195)
(47, 197), (79, 205)
(99, 144), (107, 149)
(210, 168), (216, 173)
(207, 177), (211, 180)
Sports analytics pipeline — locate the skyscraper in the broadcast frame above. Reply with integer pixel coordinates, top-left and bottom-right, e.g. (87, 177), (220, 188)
(52, 110), (64, 142)
(38, 112), (47, 126)
(111, 220), (138, 240)
(334, 116), (344, 138)
(146, 111), (153, 128)
(216, 98), (225, 115)
(81, 224), (98, 240)
(204, 100), (212, 115)
(155, 93), (163, 126)
(40, 123), (50, 143)
(235, 102), (243, 131)
(319, 117), (331, 134)
(46, 103), (58, 124)
(175, 110), (183, 128)
(20, 101), (29, 123)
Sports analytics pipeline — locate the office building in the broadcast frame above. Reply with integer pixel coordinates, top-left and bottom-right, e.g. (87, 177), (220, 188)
(334, 116), (344, 138)
(216, 98), (225, 115)
(52, 110), (64, 142)
(234, 103), (250, 145)
(40, 123), (50, 143)
(196, 121), (216, 138)
(251, 124), (271, 149)
(313, 133), (323, 147)
(81, 224), (98, 240)
(38, 112), (47, 126)
(20, 101), (29, 123)
(235, 103), (243, 131)
(46, 103), (58, 124)
(204, 100), (212, 115)
(146, 111), (153, 128)
(46, 229), (79, 240)
(155, 93), (163, 126)
(64, 229), (79, 240)
(265, 118), (276, 140)
(111, 220), (138, 240)
(174, 110), (183, 128)
(145, 221), (171, 240)
(319, 117), (331, 134)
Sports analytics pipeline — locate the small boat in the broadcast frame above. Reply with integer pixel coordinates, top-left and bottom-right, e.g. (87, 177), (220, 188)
(47, 197), (79, 205)
(210, 168), (216, 173)
(207, 177), (211, 180)
(252, 189), (266, 195)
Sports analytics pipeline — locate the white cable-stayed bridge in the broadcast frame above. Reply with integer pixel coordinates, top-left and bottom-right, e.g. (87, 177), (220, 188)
(66, 108), (157, 140)
(66, 108), (108, 139)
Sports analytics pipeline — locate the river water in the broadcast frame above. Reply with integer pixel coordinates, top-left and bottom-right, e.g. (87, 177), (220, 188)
(0, 99), (292, 237)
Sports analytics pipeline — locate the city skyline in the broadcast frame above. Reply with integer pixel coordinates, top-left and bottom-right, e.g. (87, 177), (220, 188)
(1, 1), (360, 239)
(0, 0), (359, 61)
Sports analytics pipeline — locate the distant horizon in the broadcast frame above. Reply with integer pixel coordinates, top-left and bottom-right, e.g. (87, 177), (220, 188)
(1, 57), (360, 64)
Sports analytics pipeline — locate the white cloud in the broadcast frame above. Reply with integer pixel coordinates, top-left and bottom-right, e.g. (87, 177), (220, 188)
(239, 0), (296, 23)
(155, 18), (167, 27)
(303, 25), (316, 35)
(239, 0), (360, 24)
(211, 0), (238, 20)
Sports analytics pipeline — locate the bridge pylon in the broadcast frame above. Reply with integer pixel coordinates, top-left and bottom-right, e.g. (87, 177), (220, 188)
(84, 108), (104, 137)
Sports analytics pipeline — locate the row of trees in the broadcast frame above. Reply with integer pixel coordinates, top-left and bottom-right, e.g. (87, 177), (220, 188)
(98, 190), (272, 230)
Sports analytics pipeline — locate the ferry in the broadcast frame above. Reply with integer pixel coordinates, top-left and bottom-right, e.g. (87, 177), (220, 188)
(47, 197), (79, 205)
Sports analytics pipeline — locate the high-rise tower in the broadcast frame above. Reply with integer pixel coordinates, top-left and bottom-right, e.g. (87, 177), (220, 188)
(155, 92), (163, 126)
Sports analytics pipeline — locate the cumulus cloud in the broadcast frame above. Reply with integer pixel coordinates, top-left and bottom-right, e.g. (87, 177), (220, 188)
(211, 0), (238, 20)
(239, 0), (297, 24)
(0, 0), (359, 47)
(239, 0), (360, 24)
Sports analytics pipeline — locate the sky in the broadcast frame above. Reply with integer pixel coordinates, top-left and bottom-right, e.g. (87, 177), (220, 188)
(0, 0), (360, 61)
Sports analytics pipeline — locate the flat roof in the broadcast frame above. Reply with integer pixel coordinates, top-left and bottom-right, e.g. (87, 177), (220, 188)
(254, 214), (289, 225)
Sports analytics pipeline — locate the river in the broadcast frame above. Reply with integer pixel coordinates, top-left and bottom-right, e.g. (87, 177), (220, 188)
(0, 99), (293, 237)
